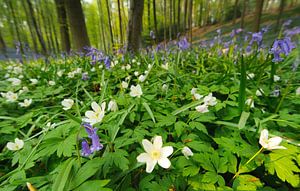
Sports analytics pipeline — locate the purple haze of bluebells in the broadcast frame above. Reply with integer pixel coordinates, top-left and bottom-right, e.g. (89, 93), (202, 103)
(104, 56), (111, 69)
(177, 37), (190, 50)
(270, 37), (295, 62)
(81, 123), (103, 156)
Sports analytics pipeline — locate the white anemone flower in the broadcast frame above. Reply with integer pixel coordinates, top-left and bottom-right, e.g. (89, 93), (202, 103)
(6, 138), (24, 151)
(138, 75), (146, 82)
(130, 84), (143, 98)
(121, 81), (128, 89)
(273, 75), (280, 82)
(182, 146), (194, 159)
(245, 98), (254, 108)
(83, 102), (106, 125)
(247, 73), (255, 80)
(195, 104), (209, 113)
(48, 81), (55, 86)
(30, 79), (38, 85)
(19, 99), (32, 107)
(7, 78), (21, 86)
(256, 88), (264, 97)
(137, 136), (173, 173)
(259, 129), (286, 150)
(203, 93), (217, 106)
(108, 100), (118, 112)
(61, 99), (74, 110)
(4, 91), (18, 102)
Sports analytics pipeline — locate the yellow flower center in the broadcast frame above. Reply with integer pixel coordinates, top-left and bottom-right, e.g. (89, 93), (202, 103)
(150, 150), (161, 160)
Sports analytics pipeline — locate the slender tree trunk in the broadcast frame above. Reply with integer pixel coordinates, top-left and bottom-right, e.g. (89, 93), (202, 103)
(6, 0), (24, 54)
(127, 0), (144, 53)
(177, 0), (181, 34)
(0, 29), (7, 57)
(64, 0), (90, 51)
(232, 0), (239, 25)
(183, 0), (188, 31)
(105, 0), (114, 49)
(188, 0), (193, 43)
(21, 0), (39, 53)
(275, 0), (285, 31)
(198, 0), (203, 26)
(173, 0), (176, 34)
(153, 0), (158, 39)
(240, 0), (247, 28)
(55, 0), (70, 53)
(117, 0), (123, 44)
(253, 0), (264, 32)
(163, 0), (167, 45)
(169, 0), (172, 40)
(147, 0), (151, 33)
(97, 0), (107, 52)
(26, 0), (47, 54)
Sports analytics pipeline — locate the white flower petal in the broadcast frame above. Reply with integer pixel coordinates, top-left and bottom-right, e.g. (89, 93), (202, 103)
(15, 138), (24, 149)
(91, 102), (101, 113)
(268, 137), (283, 149)
(137, 153), (151, 163)
(142, 139), (154, 153)
(161, 146), (173, 158)
(6, 142), (17, 150)
(85, 111), (96, 119)
(158, 158), (171, 169)
(153, 136), (163, 149)
(259, 129), (268, 148)
(146, 160), (157, 173)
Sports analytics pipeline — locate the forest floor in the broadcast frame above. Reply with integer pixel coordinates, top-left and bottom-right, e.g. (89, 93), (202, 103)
(191, 6), (300, 45)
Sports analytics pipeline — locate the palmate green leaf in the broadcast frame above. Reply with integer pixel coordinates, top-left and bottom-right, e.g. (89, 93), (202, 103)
(174, 121), (188, 137)
(52, 158), (76, 191)
(155, 114), (176, 127)
(74, 180), (111, 191)
(265, 151), (300, 187)
(232, 175), (263, 191)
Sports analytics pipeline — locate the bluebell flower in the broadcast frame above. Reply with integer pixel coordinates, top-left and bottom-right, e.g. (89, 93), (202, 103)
(177, 37), (190, 50)
(270, 37), (295, 62)
(104, 56), (110, 69)
(90, 133), (103, 152)
(81, 139), (92, 157)
(82, 72), (89, 81)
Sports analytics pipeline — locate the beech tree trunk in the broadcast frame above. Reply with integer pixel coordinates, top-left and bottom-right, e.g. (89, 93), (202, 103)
(105, 0), (114, 48)
(26, 0), (48, 54)
(188, 0), (193, 43)
(275, 0), (285, 31)
(127, 0), (144, 53)
(64, 0), (90, 51)
(240, 0), (247, 28)
(97, 0), (107, 52)
(232, 0), (239, 25)
(183, 0), (188, 31)
(153, 0), (158, 40)
(177, 0), (181, 34)
(0, 29), (7, 57)
(117, 0), (123, 44)
(253, 0), (264, 32)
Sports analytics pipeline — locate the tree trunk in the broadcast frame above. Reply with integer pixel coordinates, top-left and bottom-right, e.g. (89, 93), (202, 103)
(169, 0), (172, 40)
(240, 0), (247, 28)
(163, 0), (167, 45)
(153, 0), (158, 40)
(26, 0), (47, 54)
(117, 0), (123, 44)
(188, 0), (193, 43)
(127, 0), (144, 53)
(105, 0), (114, 49)
(0, 29), (7, 57)
(232, 0), (239, 25)
(97, 0), (107, 52)
(147, 0), (151, 33)
(55, 0), (71, 53)
(6, 0), (24, 54)
(275, 0), (285, 31)
(21, 0), (39, 53)
(183, 0), (188, 31)
(64, 0), (90, 51)
(177, 0), (181, 34)
(253, 0), (264, 32)
(198, 0), (203, 26)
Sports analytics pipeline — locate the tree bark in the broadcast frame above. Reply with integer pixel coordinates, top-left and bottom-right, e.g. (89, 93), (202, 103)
(64, 0), (90, 51)
(26, 0), (48, 54)
(55, 0), (71, 52)
(97, 0), (107, 52)
(147, 0), (151, 33)
(253, 0), (264, 32)
(169, 0), (172, 40)
(163, 0), (167, 45)
(183, 0), (188, 31)
(153, 0), (158, 40)
(188, 0), (193, 43)
(127, 0), (144, 53)
(6, 0), (24, 54)
(232, 0), (239, 25)
(240, 0), (247, 28)
(177, 0), (181, 34)
(105, 0), (114, 49)
(117, 0), (123, 44)
(275, 0), (285, 31)
(0, 29), (7, 57)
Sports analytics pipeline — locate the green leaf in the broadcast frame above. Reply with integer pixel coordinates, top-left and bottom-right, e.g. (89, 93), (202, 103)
(52, 158), (75, 191)
(172, 99), (204, 115)
(238, 111), (250, 129)
(233, 175), (262, 191)
(70, 158), (103, 190)
(74, 180), (111, 191)
(265, 151), (300, 187)
(189, 121), (208, 134)
(175, 121), (187, 137)
(142, 102), (156, 123)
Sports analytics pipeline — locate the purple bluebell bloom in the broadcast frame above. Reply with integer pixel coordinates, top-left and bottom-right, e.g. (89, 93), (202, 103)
(270, 37), (295, 62)
(82, 72), (89, 81)
(104, 56), (110, 69)
(81, 123), (103, 156)
(81, 139), (92, 157)
(177, 37), (190, 50)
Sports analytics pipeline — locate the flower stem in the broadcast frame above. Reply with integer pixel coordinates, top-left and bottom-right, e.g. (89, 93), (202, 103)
(231, 147), (264, 181)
